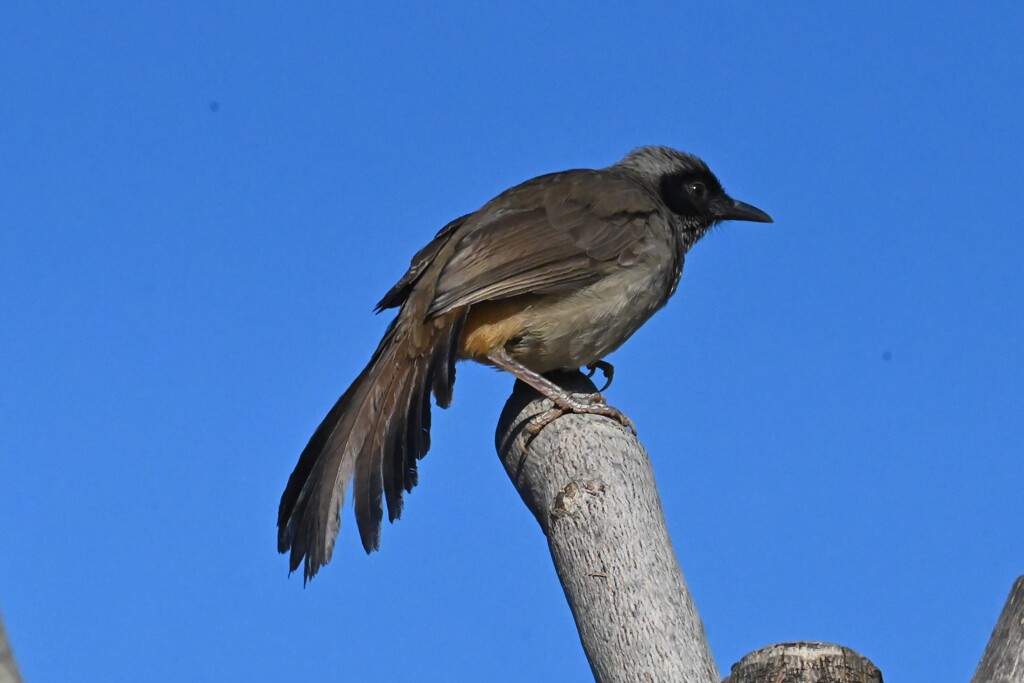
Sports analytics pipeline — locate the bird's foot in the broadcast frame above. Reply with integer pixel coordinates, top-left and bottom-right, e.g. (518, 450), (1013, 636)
(484, 349), (635, 438)
(525, 392), (637, 436)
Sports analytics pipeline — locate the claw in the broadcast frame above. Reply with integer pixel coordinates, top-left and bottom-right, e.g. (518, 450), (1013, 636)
(585, 360), (615, 392)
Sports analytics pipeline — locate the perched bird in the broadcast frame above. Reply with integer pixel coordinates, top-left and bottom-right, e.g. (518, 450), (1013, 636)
(278, 146), (772, 581)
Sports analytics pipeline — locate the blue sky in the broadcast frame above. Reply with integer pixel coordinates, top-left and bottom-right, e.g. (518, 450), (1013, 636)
(2, 3), (1021, 681)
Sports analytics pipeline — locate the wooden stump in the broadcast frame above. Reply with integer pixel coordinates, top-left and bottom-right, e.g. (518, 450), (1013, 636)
(724, 642), (882, 683)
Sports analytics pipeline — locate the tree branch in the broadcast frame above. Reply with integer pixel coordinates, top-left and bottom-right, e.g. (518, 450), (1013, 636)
(0, 611), (23, 683)
(972, 576), (1024, 683)
(495, 370), (718, 683)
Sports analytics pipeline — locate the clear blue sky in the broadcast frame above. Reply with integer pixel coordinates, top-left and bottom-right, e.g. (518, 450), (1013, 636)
(2, 3), (1021, 682)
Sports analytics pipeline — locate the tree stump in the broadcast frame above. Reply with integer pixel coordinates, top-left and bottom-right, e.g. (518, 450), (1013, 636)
(725, 642), (882, 683)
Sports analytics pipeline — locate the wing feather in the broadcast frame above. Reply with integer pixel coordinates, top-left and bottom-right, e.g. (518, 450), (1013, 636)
(427, 170), (658, 316)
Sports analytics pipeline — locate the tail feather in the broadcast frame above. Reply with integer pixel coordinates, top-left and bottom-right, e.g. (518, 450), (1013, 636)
(384, 354), (428, 522)
(352, 363), (403, 553)
(382, 379), (411, 523)
(405, 374), (429, 493)
(277, 377), (362, 578)
(430, 310), (467, 408)
(402, 310), (466, 497)
(277, 310), (463, 582)
(276, 372), (363, 555)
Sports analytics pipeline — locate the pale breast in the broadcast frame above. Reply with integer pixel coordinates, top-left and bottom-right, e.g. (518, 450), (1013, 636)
(509, 257), (678, 372)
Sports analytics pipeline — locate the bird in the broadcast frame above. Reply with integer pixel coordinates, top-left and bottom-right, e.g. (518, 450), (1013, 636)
(278, 146), (772, 581)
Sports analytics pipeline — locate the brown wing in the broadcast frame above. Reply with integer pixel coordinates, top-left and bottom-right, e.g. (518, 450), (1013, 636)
(426, 169), (660, 316)
(375, 213), (470, 312)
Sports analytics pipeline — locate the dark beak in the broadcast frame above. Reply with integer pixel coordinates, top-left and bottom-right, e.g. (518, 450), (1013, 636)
(717, 198), (773, 223)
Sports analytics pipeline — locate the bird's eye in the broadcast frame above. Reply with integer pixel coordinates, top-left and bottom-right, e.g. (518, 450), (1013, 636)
(687, 182), (708, 200)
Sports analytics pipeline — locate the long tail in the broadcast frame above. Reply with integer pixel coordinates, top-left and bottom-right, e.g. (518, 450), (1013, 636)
(277, 309), (466, 582)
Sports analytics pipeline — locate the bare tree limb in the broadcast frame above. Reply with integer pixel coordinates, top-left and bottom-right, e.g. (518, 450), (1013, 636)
(495, 370), (718, 683)
(972, 576), (1024, 683)
(724, 642), (881, 683)
(0, 612), (23, 683)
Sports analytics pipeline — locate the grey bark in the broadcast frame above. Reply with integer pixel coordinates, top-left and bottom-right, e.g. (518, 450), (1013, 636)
(972, 576), (1024, 683)
(0, 612), (23, 683)
(724, 642), (881, 683)
(495, 370), (718, 683)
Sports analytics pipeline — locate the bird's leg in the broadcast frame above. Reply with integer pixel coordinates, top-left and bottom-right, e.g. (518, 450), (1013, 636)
(487, 350), (636, 436)
(585, 360), (615, 392)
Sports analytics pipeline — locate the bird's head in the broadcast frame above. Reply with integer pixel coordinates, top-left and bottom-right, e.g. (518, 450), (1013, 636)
(617, 146), (772, 242)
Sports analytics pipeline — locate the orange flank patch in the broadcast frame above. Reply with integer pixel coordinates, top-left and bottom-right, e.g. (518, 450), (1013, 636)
(458, 299), (532, 361)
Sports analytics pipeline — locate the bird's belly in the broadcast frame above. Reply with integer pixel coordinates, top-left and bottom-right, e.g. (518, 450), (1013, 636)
(509, 265), (670, 372)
